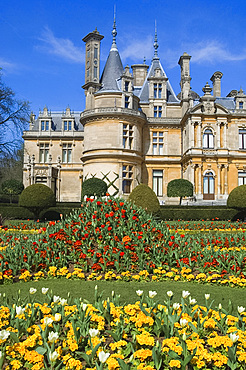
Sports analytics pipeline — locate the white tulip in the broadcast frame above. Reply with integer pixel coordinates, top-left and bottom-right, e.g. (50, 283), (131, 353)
(238, 306), (245, 314)
(48, 331), (59, 343)
(218, 303), (222, 310)
(173, 303), (180, 310)
(0, 330), (10, 341)
(98, 350), (110, 363)
(43, 317), (53, 327)
(180, 318), (188, 327)
(136, 290), (143, 296)
(149, 290), (157, 298)
(167, 290), (173, 297)
(230, 332), (239, 343)
(81, 303), (87, 311)
(49, 351), (59, 362)
(189, 297), (196, 305)
(205, 294), (210, 300)
(182, 290), (190, 299)
(53, 295), (60, 303)
(29, 287), (37, 295)
(0, 350), (2, 359)
(60, 298), (67, 306)
(42, 287), (49, 295)
(89, 328), (99, 337)
(54, 313), (61, 322)
(16, 306), (25, 316)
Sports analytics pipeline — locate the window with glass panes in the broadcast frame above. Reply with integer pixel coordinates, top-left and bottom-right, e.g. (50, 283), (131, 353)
(239, 129), (246, 149)
(41, 120), (49, 131)
(238, 172), (246, 185)
(123, 124), (134, 149)
(203, 129), (214, 148)
(125, 96), (129, 108)
(62, 143), (72, 163)
(154, 83), (162, 99)
(63, 120), (72, 131)
(153, 170), (163, 196)
(122, 164), (133, 193)
(152, 131), (164, 155)
(39, 143), (49, 163)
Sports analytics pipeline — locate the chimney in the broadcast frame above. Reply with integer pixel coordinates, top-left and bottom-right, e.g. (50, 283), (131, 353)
(210, 71), (223, 97)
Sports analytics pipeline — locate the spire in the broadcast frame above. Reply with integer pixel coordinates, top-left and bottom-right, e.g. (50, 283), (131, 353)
(153, 20), (159, 59)
(111, 6), (118, 52)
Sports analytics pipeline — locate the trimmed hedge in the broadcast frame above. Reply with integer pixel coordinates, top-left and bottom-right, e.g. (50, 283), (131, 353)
(0, 206), (34, 220)
(160, 206), (243, 221)
(40, 207), (79, 221)
(82, 178), (108, 198)
(227, 184), (246, 209)
(0, 194), (19, 204)
(19, 184), (56, 218)
(128, 184), (160, 214)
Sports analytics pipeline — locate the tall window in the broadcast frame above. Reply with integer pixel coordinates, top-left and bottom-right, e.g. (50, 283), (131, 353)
(158, 106), (162, 117)
(64, 121), (72, 131)
(41, 120), (49, 131)
(238, 172), (246, 185)
(125, 96), (129, 108)
(125, 81), (129, 92)
(154, 106), (162, 117)
(39, 143), (49, 163)
(154, 83), (162, 99)
(239, 102), (243, 109)
(239, 129), (246, 149)
(203, 129), (214, 148)
(153, 170), (163, 196)
(154, 106), (157, 117)
(152, 131), (164, 155)
(122, 165), (133, 193)
(123, 124), (134, 149)
(94, 66), (98, 79)
(203, 171), (215, 197)
(62, 143), (72, 163)
(94, 47), (98, 59)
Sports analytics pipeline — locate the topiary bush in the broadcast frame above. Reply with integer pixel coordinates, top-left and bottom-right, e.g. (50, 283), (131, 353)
(167, 179), (193, 205)
(1, 179), (24, 204)
(227, 185), (246, 212)
(82, 177), (108, 199)
(19, 184), (56, 218)
(128, 183), (160, 214)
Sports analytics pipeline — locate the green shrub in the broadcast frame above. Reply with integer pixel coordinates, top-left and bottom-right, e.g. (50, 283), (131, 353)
(0, 205), (34, 219)
(82, 178), (108, 199)
(160, 206), (239, 221)
(19, 184), (56, 218)
(1, 180), (24, 204)
(227, 185), (246, 210)
(128, 184), (160, 214)
(167, 179), (193, 205)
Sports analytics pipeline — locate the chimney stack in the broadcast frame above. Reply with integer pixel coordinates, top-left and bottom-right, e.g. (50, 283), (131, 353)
(210, 71), (223, 97)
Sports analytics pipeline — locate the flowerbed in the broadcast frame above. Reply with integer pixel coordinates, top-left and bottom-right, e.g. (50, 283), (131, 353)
(0, 197), (246, 287)
(0, 287), (245, 369)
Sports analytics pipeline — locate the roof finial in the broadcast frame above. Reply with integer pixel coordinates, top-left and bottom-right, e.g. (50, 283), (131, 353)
(153, 20), (159, 58)
(111, 5), (117, 51)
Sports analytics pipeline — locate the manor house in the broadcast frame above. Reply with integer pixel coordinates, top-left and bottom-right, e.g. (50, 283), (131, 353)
(23, 21), (246, 204)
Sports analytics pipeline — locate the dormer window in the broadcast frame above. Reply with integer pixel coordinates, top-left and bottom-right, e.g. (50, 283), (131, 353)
(125, 81), (129, 92)
(154, 83), (162, 99)
(239, 101), (243, 109)
(41, 120), (49, 131)
(64, 120), (73, 131)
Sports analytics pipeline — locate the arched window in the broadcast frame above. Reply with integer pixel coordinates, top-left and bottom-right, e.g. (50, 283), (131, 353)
(203, 171), (215, 200)
(203, 129), (214, 148)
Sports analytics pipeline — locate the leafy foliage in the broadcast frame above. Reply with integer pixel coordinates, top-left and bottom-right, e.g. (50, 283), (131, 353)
(82, 177), (108, 198)
(167, 179), (193, 205)
(19, 184), (56, 218)
(128, 183), (160, 214)
(227, 184), (246, 210)
(1, 179), (24, 203)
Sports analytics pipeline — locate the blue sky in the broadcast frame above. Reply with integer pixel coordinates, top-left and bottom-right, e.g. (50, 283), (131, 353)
(1, 0), (246, 115)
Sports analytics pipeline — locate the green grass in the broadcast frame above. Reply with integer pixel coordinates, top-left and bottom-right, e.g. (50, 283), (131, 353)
(0, 279), (245, 314)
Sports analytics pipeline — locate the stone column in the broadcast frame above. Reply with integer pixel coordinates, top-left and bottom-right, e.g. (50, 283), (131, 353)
(224, 124), (227, 148)
(190, 120), (195, 148)
(217, 164), (221, 197)
(164, 130), (168, 155)
(57, 156), (61, 202)
(217, 122), (220, 148)
(197, 122), (202, 148)
(47, 154), (52, 188)
(224, 164), (228, 195)
(26, 155), (31, 186)
(198, 164), (202, 196)
(31, 155), (35, 185)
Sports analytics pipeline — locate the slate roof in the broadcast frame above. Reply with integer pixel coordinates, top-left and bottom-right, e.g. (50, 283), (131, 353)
(31, 111), (83, 132)
(138, 57), (180, 103)
(215, 97), (235, 111)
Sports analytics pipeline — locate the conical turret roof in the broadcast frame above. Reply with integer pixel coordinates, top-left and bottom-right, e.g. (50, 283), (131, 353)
(99, 17), (124, 92)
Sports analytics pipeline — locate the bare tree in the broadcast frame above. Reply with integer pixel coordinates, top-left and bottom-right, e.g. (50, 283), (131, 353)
(0, 72), (30, 156)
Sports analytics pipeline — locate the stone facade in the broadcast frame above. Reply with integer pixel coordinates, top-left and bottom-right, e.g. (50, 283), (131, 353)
(23, 24), (246, 204)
